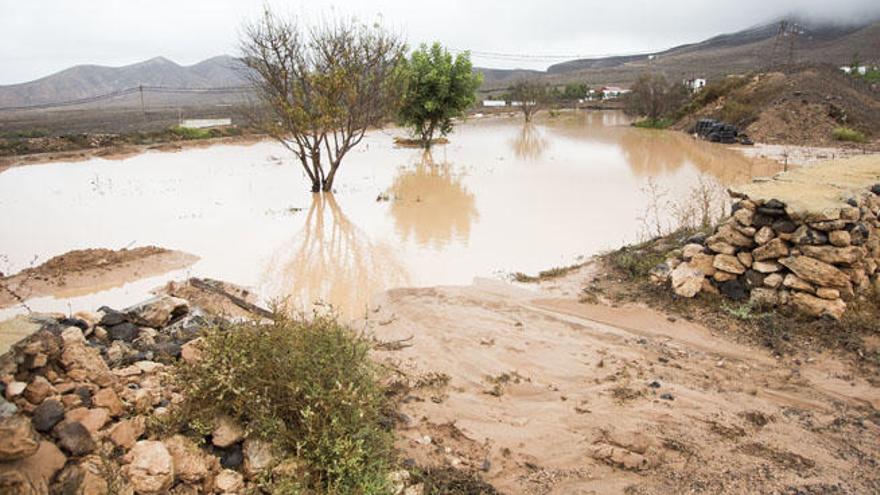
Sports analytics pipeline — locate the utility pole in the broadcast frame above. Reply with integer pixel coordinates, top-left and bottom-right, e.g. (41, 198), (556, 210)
(139, 85), (146, 121)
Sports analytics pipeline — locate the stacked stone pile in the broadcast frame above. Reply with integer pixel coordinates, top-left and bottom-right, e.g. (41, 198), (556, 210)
(0, 295), (423, 494)
(655, 183), (880, 319)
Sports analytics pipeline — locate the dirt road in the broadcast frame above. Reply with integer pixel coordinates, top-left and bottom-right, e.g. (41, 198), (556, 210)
(370, 265), (880, 494)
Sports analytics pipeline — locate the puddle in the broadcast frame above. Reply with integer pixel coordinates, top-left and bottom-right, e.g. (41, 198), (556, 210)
(0, 111), (783, 318)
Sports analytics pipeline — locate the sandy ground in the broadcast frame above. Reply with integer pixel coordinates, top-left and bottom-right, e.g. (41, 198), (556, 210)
(734, 143), (878, 168)
(368, 265), (880, 494)
(0, 246), (198, 310)
(0, 134), (267, 172)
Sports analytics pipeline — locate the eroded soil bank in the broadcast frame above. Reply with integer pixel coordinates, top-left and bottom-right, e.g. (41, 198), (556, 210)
(0, 247), (198, 312)
(368, 264), (880, 494)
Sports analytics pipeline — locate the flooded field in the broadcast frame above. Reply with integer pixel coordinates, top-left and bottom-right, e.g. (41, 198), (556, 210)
(0, 111), (782, 317)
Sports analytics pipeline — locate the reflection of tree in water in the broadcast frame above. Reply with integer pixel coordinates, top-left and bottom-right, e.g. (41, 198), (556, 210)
(389, 152), (479, 249)
(511, 124), (549, 160)
(261, 194), (408, 317)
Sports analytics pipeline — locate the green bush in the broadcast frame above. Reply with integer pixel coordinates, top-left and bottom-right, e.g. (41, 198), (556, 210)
(172, 315), (394, 493)
(169, 126), (213, 140)
(832, 127), (867, 143)
(632, 118), (674, 129)
(607, 245), (667, 281)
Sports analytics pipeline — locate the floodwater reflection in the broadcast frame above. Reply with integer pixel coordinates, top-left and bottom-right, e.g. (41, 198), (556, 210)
(261, 194), (409, 317)
(389, 152), (478, 249)
(511, 124), (549, 160)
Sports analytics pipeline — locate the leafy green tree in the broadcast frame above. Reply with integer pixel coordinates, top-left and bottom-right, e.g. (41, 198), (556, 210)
(397, 43), (482, 149)
(563, 82), (590, 100)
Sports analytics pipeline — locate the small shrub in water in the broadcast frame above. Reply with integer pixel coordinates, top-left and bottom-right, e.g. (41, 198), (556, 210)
(172, 314), (394, 493)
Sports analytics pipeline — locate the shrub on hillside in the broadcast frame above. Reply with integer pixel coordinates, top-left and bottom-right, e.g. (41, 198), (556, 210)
(170, 314), (394, 493)
(832, 127), (867, 143)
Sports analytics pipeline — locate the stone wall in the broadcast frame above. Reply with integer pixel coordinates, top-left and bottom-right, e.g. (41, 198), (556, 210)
(657, 158), (880, 319)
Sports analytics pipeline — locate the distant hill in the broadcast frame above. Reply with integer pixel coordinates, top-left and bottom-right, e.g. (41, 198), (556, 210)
(0, 56), (250, 108)
(477, 16), (880, 89)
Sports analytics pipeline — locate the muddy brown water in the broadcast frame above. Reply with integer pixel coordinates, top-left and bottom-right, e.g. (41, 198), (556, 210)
(0, 111), (782, 318)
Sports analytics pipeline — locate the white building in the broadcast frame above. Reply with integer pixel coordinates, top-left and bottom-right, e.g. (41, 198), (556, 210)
(840, 66), (868, 75)
(685, 78), (707, 93)
(482, 100), (507, 108)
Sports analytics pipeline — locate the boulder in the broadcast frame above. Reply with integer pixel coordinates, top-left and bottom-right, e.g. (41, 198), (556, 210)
(0, 441), (66, 493)
(737, 251), (753, 268)
(0, 397), (17, 418)
(23, 376), (55, 405)
(754, 226), (775, 245)
(92, 388), (124, 417)
(670, 263), (703, 298)
(109, 323), (140, 343)
(122, 441), (174, 494)
(706, 239), (736, 255)
(124, 296), (190, 329)
(109, 417), (146, 450)
(799, 246), (865, 265)
(816, 288), (841, 300)
(791, 292), (846, 320)
(180, 339), (203, 364)
(32, 398), (65, 433)
(719, 279), (748, 300)
(752, 238), (789, 261)
(750, 288), (779, 308)
(681, 243), (704, 260)
(779, 256), (851, 289)
(713, 254), (746, 275)
(791, 226), (828, 246)
(212, 416), (244, 448)
(752, 261), (782, 273)
(783, 274), (815, 293)
(214, 469), (244, 494)
(713, 271), (738, 283)
(54, 421), (96, 456)
(733, 208), (754, 227)
(60, 342), (113, 387)
(0, 416), (40, 461)
(65, 407), (110, 436)
(164, 435), (209, 483)
(809, 219), (848, 232)
(829, 230), (851, 247)
(6, 381), (26, 399)
(763, 273), (784, 289)
(243, 438), (274, 477)
(689, 253), (716, 277)
(709, 224), (753, 249)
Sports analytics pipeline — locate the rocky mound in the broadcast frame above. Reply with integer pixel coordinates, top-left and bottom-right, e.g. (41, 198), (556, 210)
(653, 156), (880, 318)
(0, 293), (421, 494)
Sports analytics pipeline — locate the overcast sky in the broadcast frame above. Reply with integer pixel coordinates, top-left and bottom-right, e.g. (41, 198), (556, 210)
(2, 0), (879, 85)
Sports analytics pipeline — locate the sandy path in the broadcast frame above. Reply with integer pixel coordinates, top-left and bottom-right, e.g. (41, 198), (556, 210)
(369, 270), (880, 494)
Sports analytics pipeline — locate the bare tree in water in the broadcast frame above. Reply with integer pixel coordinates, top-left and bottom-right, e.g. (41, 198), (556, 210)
(240, 9), (406, 192)
(511, 80), (549, 123)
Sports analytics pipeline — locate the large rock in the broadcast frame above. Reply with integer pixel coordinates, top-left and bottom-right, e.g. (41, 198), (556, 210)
(0, 416), (40, 461)
(54, 421), (96, 456)
(779, 256), (851, 289)
(752, 238), (789, 261)
(791, 292), (846, 319)
(681, 243), (705, 260)
(60, 342), (113, 387)
(706, 239), (736, 255)
(754, 226), (775, 245)
(212, 416), (244, 448)
(0, 441), (66, 493)
(750, 288), (779, 308)
(109, 417), (146, 450)
(708, 224), (754, 249)
(65, 408), (110, 436)
(124, 296), (190, 329)
(23, 376), (55, 405)
(164, 435), (209, 484)
(670, 263), (704, 298)
(713, 254), (746, 275)
(791, 226), (828, 246)
(122, 440), (174, 494)
(783, 274), (815, 293)
(689, 253), (716, 277)
(32, 398), (65, 433)
(214, 469), (244, 494)
(92, 388), (124, 417)
(763, 273), (784, 289)
(829, 230), (852, 247)
(752, 261), (782, 273)
(799, 246), (865, 265)
(243, 438), (274, 477)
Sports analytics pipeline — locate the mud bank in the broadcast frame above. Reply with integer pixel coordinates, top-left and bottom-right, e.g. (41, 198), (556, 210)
(368, 267), (880, 494)
(0, 247), (198, 312)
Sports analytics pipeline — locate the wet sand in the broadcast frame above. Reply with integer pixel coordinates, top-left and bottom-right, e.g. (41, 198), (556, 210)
(369, 265), (880, 494)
